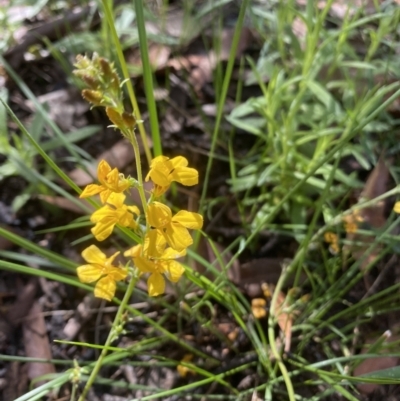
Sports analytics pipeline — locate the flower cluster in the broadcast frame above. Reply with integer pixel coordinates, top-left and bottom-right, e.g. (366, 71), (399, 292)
(324, 231), (339, 254)
(73, 53), (202, 301)
(77, 157), (202, 300)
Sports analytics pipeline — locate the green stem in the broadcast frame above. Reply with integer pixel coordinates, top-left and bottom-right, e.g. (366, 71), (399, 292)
(133, 0), (162, 156)
(77, 276), (138, 401)
(125, 128), (148, 213)
(198, 0), (250, 213)
(101, 0), (152, 165)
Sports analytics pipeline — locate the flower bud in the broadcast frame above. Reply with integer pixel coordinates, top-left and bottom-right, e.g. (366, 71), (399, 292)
(82, 90), (103, 106)
(106, 107), (125, 128)
(122, 112), (136, 129)
(99, 58), (113, 79)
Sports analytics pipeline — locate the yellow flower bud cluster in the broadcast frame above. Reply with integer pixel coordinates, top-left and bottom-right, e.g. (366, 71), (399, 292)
(77, 157), (202, 300)
(73, 53), (136, 132)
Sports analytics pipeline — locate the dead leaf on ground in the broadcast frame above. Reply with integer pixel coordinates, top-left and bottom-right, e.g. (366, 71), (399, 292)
(195, 237), (240, 284)
(0, 278), (37, 349)
(63, 295), (101, 340)
(167, 27), (255, 93)
(22, 301), (55, 386)
(272, 288), (293, 353)
(345, 158), (390, 278)
(127, 43), (171, 76)
(38, 195), (95, 214)
(237, 258), (306, 297)
(25, 88), (89, 132)
(296, 0), (375, 19)
(68, 138), (148, 186)
(0, 224), (21, 251)
(353, 333), (400, 394)
(3, 361), (28, 401)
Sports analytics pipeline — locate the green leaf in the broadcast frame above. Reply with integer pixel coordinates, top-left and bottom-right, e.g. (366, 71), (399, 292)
(360, 365), (400, 380)
(306, 80), (342, 116)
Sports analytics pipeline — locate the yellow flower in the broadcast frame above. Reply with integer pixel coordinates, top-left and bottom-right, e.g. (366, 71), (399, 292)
(146, 202), (203, 251)
(251, 298), (267, 319)
(124, 232), (186, 296)
(177, 354), (195, 378)
(90, 193), (140, 241)
(342, 210), (363, 234)
(394, 202), (400, 214)
(79, 159), (131, 203)
(145, 156), (198, 196)
(77, 245), (127, 301)
(324, 231), (339, 254)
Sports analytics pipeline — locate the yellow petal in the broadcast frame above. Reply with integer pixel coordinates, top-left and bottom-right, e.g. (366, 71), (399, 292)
(117, 178), (131, 192)
(99, 189), (113, 204)
(105, 250), (120, 266)
(164, 260), (185, 282)
(148, 165), (171, 186)
(81, 245), (106, 264)
(394, 201), (400, 214)
(124, 244), (142, 258)
(105, 168), (120, 187)
(108, 266), (128, 281)
(172, 211), (203, 230)
(152, 184), (170, 197)
(147, 202), (172, 228)
(162, 247), (186, 259)
(150, 155), (168, 168)
(91, 218), (117, 241)
(144, 230), (166, 257)
(147, 272), (165, 296)
(94, 276), (116, 301)
(135, 256), (156, 274)
(77, 264), (103, 283)
(127, 205), (140, 216)
(170, 167), (198, 186)
(117, 208), (134, 227)
(170, 156), (188, 168)
(90, 205), (117, 223)
(97, 160), (112, 182)
(107, 192), (126, 208)
(164, 224), (193, 251)
(79, 184), (103, 198)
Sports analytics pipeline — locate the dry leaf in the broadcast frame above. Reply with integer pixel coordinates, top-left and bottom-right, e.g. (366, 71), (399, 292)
(25, 88), (89, 131)
(22, 301), (55, 386)
(345, 158), (389, 275)
(68, 138), (139, 186)
(353, 333), (400, 394)
(38, 195), (95, 214)
(273, 289), (293, 353)
(63, 295), (101, 340)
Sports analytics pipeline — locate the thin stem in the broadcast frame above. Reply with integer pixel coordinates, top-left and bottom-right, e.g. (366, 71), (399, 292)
(198, 0), (250, 213)
(124, 128), (148, 213)
(101, 0), (152, 165)
(77, 275), (138, 401)
(133, 0), (162, 156)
